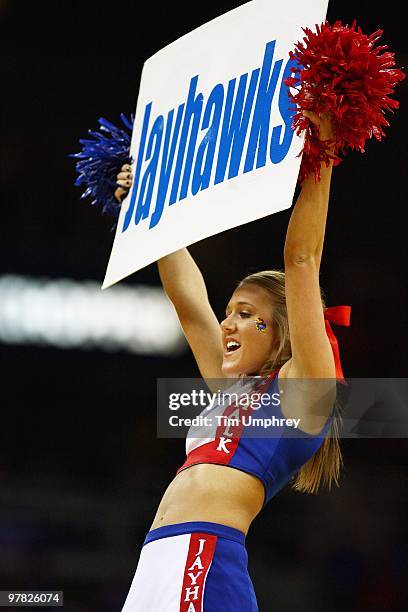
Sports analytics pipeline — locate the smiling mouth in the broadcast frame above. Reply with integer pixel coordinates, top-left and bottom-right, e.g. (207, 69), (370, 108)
(225, 343), (241, 356)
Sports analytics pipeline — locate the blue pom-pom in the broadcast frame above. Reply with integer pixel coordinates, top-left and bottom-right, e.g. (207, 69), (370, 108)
(70, 113), (134, 228)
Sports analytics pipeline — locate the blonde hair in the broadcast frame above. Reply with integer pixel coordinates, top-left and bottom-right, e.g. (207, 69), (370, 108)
(237, 270), (343, 494)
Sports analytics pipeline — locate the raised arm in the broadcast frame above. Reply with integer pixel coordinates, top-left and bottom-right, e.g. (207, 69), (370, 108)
(115, 167), (224, 386)
(157, 249), (225, 384)
(284, 112), (334, 272)
(282, 113), (336, 381)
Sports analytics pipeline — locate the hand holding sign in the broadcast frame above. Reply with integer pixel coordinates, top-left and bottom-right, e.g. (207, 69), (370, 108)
(115, 165), (133, 204)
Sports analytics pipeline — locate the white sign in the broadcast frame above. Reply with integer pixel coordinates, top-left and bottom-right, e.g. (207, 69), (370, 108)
(103, 0), (328, 289)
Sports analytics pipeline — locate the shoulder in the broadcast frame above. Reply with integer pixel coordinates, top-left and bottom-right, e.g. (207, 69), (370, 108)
(276, 358), (336, 435)
(278, 360), (291, 379)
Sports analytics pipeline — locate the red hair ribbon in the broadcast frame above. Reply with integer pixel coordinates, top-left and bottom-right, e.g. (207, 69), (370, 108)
(323, 306), (351, 384)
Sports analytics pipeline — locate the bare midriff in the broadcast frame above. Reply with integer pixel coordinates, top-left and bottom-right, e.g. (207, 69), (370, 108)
(149, 464), (265, 536)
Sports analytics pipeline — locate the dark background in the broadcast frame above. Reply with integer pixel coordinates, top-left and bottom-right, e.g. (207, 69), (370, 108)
(1, 1), (407, 610)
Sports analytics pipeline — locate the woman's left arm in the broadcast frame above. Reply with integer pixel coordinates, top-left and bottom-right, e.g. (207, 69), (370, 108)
(283, 113), (336, 379)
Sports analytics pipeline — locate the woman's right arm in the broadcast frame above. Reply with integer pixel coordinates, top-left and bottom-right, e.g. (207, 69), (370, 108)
(157, 249), (225, 384)
(115, 166), (225, 386)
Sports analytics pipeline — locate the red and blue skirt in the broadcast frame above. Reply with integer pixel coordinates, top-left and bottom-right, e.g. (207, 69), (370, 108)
(120, 521), (258, 611)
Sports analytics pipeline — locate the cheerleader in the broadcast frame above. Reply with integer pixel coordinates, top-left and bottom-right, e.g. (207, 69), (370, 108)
(72, 21), (404, 610)
(115, 111), (346, 611)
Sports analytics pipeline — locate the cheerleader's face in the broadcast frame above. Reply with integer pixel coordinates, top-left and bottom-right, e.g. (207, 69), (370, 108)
(220, 284), (277, 378)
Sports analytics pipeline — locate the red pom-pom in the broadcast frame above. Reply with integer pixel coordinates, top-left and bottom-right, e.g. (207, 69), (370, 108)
(284, 21), (406, 182)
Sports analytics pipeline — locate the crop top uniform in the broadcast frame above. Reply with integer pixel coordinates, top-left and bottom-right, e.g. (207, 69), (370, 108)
(176, 305), (351, 505)
(176, 370), (334, 505)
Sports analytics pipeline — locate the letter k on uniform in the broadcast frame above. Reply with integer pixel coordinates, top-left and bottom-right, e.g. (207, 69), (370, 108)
(216, 437), (232, 453)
